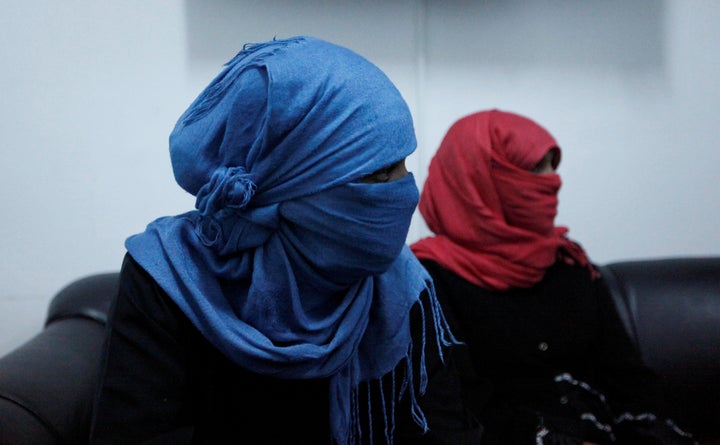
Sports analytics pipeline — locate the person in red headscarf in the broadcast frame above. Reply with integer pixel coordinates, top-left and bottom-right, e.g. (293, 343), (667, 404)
(411, 109), (696, 445)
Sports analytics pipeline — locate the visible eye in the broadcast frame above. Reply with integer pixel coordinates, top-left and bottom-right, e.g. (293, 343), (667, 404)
(531, 150), (557, 174)
(362, 165), (393, 183)
(361, 160), (408, 184)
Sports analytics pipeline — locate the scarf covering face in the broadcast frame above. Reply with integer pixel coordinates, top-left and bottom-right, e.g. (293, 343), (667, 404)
(125, 36), (456, 445)
(411, 109), (596, 291)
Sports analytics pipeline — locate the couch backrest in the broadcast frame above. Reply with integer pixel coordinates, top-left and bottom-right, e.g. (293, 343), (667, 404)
(600, 257), (720, 441)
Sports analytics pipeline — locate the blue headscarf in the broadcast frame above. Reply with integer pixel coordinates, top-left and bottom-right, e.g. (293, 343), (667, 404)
(126, 36), (456, 444)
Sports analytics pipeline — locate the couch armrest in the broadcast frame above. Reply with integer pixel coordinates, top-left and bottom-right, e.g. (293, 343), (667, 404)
(0, 272), (119, 445)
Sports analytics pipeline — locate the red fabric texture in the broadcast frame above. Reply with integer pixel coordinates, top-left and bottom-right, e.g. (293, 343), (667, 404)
(411, 109), (596, 291)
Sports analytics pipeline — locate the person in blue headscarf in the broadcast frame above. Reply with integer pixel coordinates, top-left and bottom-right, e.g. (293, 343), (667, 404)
(89, 36), (482, 445)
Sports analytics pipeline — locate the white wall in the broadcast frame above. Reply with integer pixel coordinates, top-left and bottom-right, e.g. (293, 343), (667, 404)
(1, 0), (718, 356)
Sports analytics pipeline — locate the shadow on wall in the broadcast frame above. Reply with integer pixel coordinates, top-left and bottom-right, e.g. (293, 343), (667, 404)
(423, 0), (665, 71)
(183, 0), (665, 72)
(183, 0), (421, 67)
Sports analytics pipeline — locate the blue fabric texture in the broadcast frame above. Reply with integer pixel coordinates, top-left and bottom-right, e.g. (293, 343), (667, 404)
(125, 36), (456, 444)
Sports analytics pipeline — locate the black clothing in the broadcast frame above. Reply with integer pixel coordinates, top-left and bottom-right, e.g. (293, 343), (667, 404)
(89, 254), (481, 445)
(421, 258), (696, 445)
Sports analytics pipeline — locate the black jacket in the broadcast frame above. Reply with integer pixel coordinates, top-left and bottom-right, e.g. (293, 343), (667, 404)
(421, 258), (695, 445)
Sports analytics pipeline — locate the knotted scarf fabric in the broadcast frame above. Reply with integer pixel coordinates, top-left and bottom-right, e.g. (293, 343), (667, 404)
(125, 36), (456, 444)
(411, 109), (597, 291)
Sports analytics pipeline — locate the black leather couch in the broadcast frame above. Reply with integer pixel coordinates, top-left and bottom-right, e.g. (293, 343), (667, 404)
(600, 257), (720, 444)
(0, 273), (117, 445)
(1, 257), (718, 445)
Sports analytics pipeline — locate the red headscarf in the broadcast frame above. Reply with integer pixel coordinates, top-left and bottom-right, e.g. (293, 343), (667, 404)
(411, 109), (597, 291)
